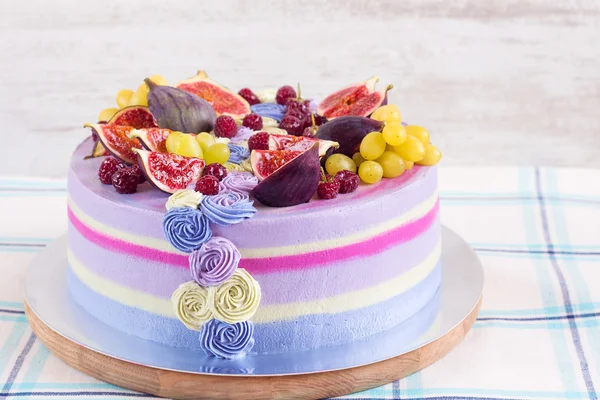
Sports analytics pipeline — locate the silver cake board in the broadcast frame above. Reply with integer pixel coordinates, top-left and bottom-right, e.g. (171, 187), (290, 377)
(24, 226), (483, 399)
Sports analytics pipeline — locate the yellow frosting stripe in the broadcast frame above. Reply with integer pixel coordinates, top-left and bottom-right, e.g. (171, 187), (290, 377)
(68, 242), (441, 323)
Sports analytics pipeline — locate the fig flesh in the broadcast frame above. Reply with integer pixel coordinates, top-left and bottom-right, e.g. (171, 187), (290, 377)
(251, 144), (320, 207)
(250, 149), (302, 181)
(129, 128), (174, 152)
(315, 116), (383, 157)
(108, 106), (158, 128)
(134, 149), (205, 194)
(268, 134), (338, 157)
(317, 77), (392, 120)
(84, 123), (143, 165)
(146, 79), (217, 134)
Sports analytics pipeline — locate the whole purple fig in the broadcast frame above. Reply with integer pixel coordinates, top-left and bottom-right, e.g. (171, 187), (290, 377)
(315, 116), (383, 157)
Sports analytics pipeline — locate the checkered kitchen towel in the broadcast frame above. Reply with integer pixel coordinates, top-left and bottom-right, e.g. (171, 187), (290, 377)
(1, 166), (599, 400)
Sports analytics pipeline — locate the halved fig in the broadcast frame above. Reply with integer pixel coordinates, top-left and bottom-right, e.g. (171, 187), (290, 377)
(108, 106), (158, 129)
(250, 149), (303, 181)
(268, 134), (338, 157)
(129, 128), (174, 152)
(84, 123), (143, 165)
(317, 76), (392, 120)
(134, 149), (205, 194)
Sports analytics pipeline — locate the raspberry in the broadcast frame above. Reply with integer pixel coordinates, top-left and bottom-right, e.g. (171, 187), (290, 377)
(214, 115), (238, 138)
(248, 132), (270, 151)
(98, 157), (125, 185)
(242, 113), (263, 130)
(335, 170), (359, 194)
(317, 176), (341, 200)
(111, 168), (139, 194)
(238, 88), (260, 105)
(276, 85), (297, 105)
(279, 115), (303, 136)
(203, 163), (228, 181)
(195, 175), (221, 195)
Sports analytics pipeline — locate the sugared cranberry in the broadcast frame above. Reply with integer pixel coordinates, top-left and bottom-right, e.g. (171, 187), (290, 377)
(214, 115), (238, 138)
(317, 176), (341, 200)
(111, 168), (139, 194)
(279, 115), (303, 136)
(248, 132), (270, 151)
(276, 85), (297, 105)
(238, 88), (261, 105)
(335, 170), (359, 194)
(242, 113), (263, 130)
(129, 164), (146, 184)
(203, 163), (228, 181)
(98, 157), (125, 185)
(195, 175), (221, 195)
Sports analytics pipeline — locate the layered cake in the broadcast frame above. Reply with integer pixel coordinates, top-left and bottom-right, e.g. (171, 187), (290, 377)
(68, 72), (443, 358)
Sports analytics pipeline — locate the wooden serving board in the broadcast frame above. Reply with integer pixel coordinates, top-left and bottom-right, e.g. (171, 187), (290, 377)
(25, 298), (481, 400)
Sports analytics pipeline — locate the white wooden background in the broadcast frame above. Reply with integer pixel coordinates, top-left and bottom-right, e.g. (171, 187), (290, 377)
(1, 0), (599, 177)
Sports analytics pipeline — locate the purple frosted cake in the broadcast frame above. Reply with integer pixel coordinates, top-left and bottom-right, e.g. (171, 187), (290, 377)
(68, 73), (443, 358)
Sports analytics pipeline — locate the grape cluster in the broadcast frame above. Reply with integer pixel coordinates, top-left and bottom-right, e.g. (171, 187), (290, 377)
(165, 131), (231, 165)
(277, 85), (321, 136)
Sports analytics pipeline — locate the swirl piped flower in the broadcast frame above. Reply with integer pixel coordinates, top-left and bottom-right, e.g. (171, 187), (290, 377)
(199, 319), (255, 360)
(189, 236), (241, 287)
(165, 189), (203, 210)
(210, 268), (261, 324)
(227, 144), (250, 164)
(200, 189), (257, 226)
(230, 126), (254, 144)
(171, 281), (213, 331)
(163, 207), (212, 252)
(222, 172), (258, 194)
(250, 103), (286, 122)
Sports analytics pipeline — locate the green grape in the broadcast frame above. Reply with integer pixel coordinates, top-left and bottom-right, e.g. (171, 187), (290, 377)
(175, 134), (203, 158)
(382, 122), (407, 146)
(358, 161), (383, 184)
(376, 151), (405, 178)
(204, 143), (230, 165)
(404, 160), (415, 170)
(116, 89), (134, 108)
(352, 152), (366, 166)
(166, 132), (184, 154)
(417, 143), (442, 166)
(360, 131), (386, 160)
(370, 104), (401, 123)
(385, 143), (395, 152)
(196, 132), (216, 153)
(393, 135), (425, 162)
(150, 74), (169, 86)
(405, 125), (430, 144)
(128, 83), (149, 106)
(98, 107), (118, 122)
(325, 153), (357, 175)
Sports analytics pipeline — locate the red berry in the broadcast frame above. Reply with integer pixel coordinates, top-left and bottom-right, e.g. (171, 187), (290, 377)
(128, 163), (146, 184)
(214, 115), (238, 138)
(98, 157), (125, 185)
(248, 132), (270, 151)
(317, 176), (341, 200)
(242, 113), (263, 130)
(111, 168), (139, 194)
(203, 163), (228, 181)
(302, 126), (317, 137)
(285, 108), (307, 121)
(238, 88), (260, 105)
(313, 114), (325, 126)
(279, 115), (303, 136)
(335, 170), (359, 194)
(276, 85), (297, 105)
(195, 175), (221, 195)
(285, 98), (309, 114)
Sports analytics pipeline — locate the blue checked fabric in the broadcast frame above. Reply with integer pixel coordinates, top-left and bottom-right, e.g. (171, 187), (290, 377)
(1, 167), (599, 400)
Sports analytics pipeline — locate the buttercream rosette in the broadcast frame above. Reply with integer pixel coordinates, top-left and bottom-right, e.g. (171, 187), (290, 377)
(210, 268), (261, 324)
(165, 189), (203, 211)
(221, 172), (258, 194)
(163, 207), (212, 253)
(227, 143), (250, 164)
(200, 189), (257, 226)
(171, 281), (213, 331)
(189, 236), (241, 287)
(199, 319), (255, 360)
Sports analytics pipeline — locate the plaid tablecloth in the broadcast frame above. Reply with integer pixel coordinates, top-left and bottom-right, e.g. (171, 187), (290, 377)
(1, 166), (599, 400)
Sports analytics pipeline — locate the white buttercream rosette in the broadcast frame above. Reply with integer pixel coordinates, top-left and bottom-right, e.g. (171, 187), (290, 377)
(210, 269), (261, 324)
(171, 281), (213, 331)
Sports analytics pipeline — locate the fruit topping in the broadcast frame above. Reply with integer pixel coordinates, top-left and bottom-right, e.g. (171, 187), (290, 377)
(248, 132), (270, 151)
(417, 143), (442, 166)
(214, 115), (238, 138)
(175, 71), (251, 119)
(317, 175), (341, 200)
(371, 104), (401, 123)
(381, 121), (407, 146)
(375, 151), (405, 178)
(352, 152), (366, 167)
(285, 97), (310, 114)
(84, 123), (143, 165)
(116, 89), (135, 109)
(238, 88), (261, 105)
(335, 170), (359, 194)
(108, 106), (158, 129)
(250, 149), (303, 181)
(275, 85), (297, 105)
(268, 134), (338, 157)
(393, 135), (425, 162)
(134, 149), (205, 194)
(360, 131), (386, 160)
(302, 127), (316, 138)
(405, 125), (430, 144)
(315, 116), (383, 157)
(195, 175), (221, 195)
(252, 144), (320, 207)
(242, 113), (263, 130)
(203, 163), (228, 181)
(129, 164), (146, 184)
(358, 160), (383, 184)
(279, 115), (304, 136)
(129, 128), (173, 152)
(98, 157), (125, 185)
(317, 77), (392, 119)
(98, 108), (118, 123)
(111, 167), (140, 194)
(84, 141), (109, 160)
(204, 143), (231, 165)
(196, 132), (216, 153)
(146, 79), (217, 134)
(174, 133), (203, 158)
(325, 153), (357, 175)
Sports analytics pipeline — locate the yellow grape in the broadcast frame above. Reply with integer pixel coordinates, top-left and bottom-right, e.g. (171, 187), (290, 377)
(325, 153), (357, 175)
(360, 131), (386, 160)
(352, 152), (366, 166)
(166, 132), (184, 154)
(382, 122), (407, 146)
(150, 74), (169, 86)
(98, 107), (118, 122)
(393, 135), (425, 162)
(358, 161), (383, 184)
(405, 125), (430, 144)
(376, 151), (405, 178)
(385, 143), (395, 152)
(175, 134), (203, 158)
(196, 132), (216, 153)
(116, 89), (134, 108)
(417, 143), (442, 166)
(204, 143), (230, 165)
(128, 83), (149, 106)
(404, 160), (415, 170)
(370, 104), (401, 123)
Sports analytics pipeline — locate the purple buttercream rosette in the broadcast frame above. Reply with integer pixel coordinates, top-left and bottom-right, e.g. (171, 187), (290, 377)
(200, 189), (257, 226)
(163, 207), (212, 253)
(189, 236), (241, 286)
(221, 172), (258, 195)
(199, 319), (255, 359)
